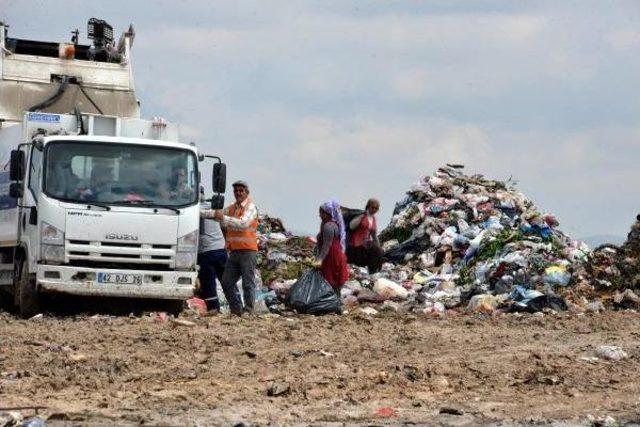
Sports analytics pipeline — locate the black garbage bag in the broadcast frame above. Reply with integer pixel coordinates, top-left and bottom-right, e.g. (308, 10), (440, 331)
(526, 295), (568, 312)
(341, 207), (365, 246)
(286, 269), (341, 315)
(341, 206), (364, 226)
(383, 238), (425, 264)
(508, 294), (568, 313)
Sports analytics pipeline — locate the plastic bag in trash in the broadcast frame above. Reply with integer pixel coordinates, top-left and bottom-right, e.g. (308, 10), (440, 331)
(285, 269), (341, 315)
(482, 216), (503, 231)
(268, 232), (288, 242)
(21, 418), (47, 427)
(514, 294), (568, 312)
(373, 277), (409, 300)
(596, 345), (628, 361)
(543, 265), (571, 287)
(521, 223), (552, 239)
(467, 294), (499, 313)
(509, 285), (543, 306)
(186, 297), (207, 315)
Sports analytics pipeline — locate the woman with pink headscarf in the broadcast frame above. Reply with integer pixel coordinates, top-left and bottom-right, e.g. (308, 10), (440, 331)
(315, 200), (349, 292)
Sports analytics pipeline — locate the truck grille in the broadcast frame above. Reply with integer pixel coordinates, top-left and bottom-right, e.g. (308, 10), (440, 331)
(66, 240), (175, 269)
(67, 259), (172, 271)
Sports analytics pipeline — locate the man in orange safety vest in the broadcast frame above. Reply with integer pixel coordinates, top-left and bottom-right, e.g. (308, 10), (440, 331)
(202, 180), (259, 315)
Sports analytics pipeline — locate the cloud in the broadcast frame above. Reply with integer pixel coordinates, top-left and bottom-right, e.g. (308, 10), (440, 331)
(289, 117), (492, 170)
(3, 1), (640, 238)
(604, 29), (640, 52)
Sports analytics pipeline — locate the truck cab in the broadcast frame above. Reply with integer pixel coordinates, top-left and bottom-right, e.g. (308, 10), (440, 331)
(0, 20), (225, 316)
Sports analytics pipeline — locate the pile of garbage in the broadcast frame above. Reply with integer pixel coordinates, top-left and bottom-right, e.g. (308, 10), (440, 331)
(576, 214), (640, 309)
(258, 214), (287, 235)
(364, 164), (592, 314)
(255, 214), (316, 304)
(590, 215), (640, 289)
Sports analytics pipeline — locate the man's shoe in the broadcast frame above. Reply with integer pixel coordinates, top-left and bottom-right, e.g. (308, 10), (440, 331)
(230, 308), (243, 317)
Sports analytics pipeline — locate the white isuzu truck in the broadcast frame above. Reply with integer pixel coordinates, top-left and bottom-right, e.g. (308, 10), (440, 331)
(0, 19), (226, 316)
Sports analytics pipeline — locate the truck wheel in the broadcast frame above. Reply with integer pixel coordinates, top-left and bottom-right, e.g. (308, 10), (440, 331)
(16, 260), (39, 318)
(164, 300), (184, 316)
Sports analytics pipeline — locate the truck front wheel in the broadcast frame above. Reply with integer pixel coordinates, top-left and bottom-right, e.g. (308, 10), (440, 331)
(163, 299), (185, 316)
(16, 260), (39, 318)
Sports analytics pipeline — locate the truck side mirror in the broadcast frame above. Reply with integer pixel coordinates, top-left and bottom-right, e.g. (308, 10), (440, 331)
(210, 195), (224, 210)
(9, 150), (25, 181)
(9, 182), (23, 199)
(212, 163), (226, 194)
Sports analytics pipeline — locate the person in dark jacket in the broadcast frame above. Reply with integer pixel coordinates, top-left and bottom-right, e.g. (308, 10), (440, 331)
(197, 187), (228, 313)
(346, 198), (383, 273)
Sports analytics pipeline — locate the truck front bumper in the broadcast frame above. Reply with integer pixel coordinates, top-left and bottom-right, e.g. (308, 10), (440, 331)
(36, 265), (196, 300)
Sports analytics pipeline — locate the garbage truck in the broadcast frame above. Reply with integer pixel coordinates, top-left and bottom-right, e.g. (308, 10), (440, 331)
(0, 19), (226, 316)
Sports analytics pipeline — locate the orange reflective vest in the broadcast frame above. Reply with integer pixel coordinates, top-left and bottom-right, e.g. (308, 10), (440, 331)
(225, 201), (259, 251)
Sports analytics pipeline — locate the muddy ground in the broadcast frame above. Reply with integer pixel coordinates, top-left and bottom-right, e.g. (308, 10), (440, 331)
(1, 305), (640, 426)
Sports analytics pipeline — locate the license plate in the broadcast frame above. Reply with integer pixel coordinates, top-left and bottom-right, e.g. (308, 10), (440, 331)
(97, 272), (142, 285)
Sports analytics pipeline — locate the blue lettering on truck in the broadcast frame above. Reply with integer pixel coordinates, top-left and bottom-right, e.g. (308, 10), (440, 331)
(27, 112), (60, 123)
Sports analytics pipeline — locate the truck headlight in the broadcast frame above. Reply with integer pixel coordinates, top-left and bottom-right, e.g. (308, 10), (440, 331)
(177, 230), (198, 253)
(176, 230), (197, 269)
(41, 244), (65, 263)
(41, 222), (64, 245)
(175, 252), (196, 270)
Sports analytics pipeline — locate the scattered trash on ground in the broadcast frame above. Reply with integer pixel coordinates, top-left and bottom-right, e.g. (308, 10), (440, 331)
(20, 418), (47, 427)
(153, 312), (169, 323)
(358, 307), (379, 316)
(185, 298), (207, 316)
(169, 318), (196, 328)
(586, 414), (618, 427)
(439, 407), (464, 416)
(267, 380), (290, 397)
(0, 411), (23, 427)
(67, 353), (87, 363)
(373, 407), (398, 418)
(595, 345), (628, 362)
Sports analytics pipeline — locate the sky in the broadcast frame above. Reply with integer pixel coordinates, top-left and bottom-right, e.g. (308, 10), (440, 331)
(3, 0), (640, 240)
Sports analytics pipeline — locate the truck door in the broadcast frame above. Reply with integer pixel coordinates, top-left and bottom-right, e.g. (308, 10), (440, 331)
(23, 145), (42, 271)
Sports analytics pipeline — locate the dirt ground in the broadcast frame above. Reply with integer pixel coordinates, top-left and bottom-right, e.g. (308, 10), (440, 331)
(1, 306), (640, 426)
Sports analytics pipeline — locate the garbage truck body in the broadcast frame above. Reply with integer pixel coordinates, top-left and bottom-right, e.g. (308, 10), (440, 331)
(0, 20), (225, 316)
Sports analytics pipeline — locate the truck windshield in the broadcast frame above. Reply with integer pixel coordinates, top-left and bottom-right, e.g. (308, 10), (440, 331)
(44, 141), (198, 207)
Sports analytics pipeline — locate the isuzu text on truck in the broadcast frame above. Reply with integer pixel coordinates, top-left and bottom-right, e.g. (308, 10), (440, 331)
(0, 19), (226, 316)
